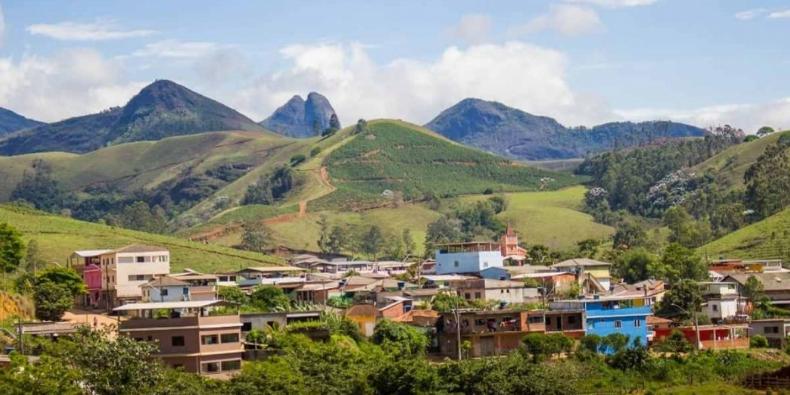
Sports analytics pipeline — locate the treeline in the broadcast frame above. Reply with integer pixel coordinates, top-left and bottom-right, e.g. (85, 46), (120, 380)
(423, 196), (507, 255)
(314, 215), (417, 261)
(8, 159), (254, 233)
(1, 317), (781, 395)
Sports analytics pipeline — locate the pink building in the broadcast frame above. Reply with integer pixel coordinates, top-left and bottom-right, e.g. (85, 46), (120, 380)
(83, 264), (103, 307)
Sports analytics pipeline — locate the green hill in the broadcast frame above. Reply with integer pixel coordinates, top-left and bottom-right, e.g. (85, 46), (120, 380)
(313, 120), (581, 210)
(0, 204), (282, 273)
(699, 207), (790, 260)
(692, 130), (790, 190)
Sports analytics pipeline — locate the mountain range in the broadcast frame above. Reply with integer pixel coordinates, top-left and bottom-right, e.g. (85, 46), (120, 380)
(260, 92), (339, 138)
(0, 80), (265, 155)
(425, 98), (706, 160)
(0, 107), (43, 135)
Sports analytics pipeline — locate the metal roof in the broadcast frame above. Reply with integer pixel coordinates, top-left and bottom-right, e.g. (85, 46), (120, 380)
(112, 300), (229, 311)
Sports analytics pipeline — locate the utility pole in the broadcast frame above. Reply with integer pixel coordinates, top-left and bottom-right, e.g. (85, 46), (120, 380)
(453, 291), (462, 361)
(673, 303), (702, 350)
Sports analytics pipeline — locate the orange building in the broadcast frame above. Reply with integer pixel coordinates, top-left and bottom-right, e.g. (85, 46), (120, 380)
(499, 224), (527, 264)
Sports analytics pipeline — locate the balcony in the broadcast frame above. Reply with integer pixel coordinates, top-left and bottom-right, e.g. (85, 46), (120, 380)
(586, 305), (653, 318)
(120, 314), (240, 330)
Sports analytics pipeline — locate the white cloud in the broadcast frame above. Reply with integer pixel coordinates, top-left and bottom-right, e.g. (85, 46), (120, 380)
(0, 4), (5, 47)
(27, 19), (156, 41)
(768, 9), (790, 19)
(513, 5), (603, 37)
(447, 14), (492, 45)
(0, 48), (144, 122)
(230, 41), (613, 126)
(735, 8), (767, 20)
(566, 0), (657, 8)
(129, 39), (228, 58)
(616, 98), (790, 133)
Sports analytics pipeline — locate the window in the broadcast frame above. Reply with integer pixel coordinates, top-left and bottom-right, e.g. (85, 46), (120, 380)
(568, 316), (576, 324)
(474, 292), (481, 299)
(615, 320), (622, 329)
(171, 336), (185, 347)
(241, 322), (252, 332)
(475, 319), (486, 326)
(182, 287), (189, 295)
(546, 317), (552, 325)
(134, 337), (143, 341)
(528, 316), (543, 324)
(454, 260), (459, 267)
(464, 293), (471, 299)
(712, 304), (718, 312)
(202, 362), (219, 373)
(136, 256), (146, 263)
(161, 289), (169, 296)
(221, 360), (241, 371)
(483, 261), (488, 267)
(202, 335), (219, 345)
(221, 333), (240, 343)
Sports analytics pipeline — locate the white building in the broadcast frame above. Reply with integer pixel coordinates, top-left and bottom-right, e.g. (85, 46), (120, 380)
(435, 242), (504, 275)
(142, 273), (218, 303)
(99, 245), (171, 305)
(699, 282), (740, 322)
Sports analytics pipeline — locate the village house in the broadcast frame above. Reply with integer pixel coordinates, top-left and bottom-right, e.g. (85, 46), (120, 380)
(437, 309), (585, 358)
(449, 278), (537, 306)
(71, 245), (171, 309)
(141, 273), (218, 303)
(551, 258), (613, 292)
(724, 272), (790, 308)
(550, 295), (653, 348)
(652, 324), (749, 350)
(511, 271), (577, 296)
(240, 311), (322, 333)
(499, 224), (527, 265)
(114, 300), (243, 376)
(709, 259), (785, 274)
(435, 242), (504, 276)
(750, 319), (790, 347)
(294, 280), (342, 304)
(698, 282), (742, 323)
(610, 279), (666, 304)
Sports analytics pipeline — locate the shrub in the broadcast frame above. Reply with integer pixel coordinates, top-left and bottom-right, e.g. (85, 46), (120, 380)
(750, 335), (769, 348)
(310, 147), (322, 157)
(289, 154), (306, 166)
(522, 333), (574, 362)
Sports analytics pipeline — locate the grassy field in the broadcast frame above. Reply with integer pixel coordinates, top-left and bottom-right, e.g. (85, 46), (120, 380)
(692, 130), (790, 190)
(0, 204), (282, 273)
(319, 120), (583, 209)
(699, 207), (790, 260)
(453, 186), (614, 250)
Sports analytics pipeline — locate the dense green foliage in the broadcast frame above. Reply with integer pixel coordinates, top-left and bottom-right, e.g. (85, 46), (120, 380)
(0, 222), (24, 273)
(744, 134), (790, 218)
(243, 165), (298, 205)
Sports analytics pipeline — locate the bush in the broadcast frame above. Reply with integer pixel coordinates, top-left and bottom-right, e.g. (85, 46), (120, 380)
(522, 333), (574, 362)
(372, 320), (428, 356)
(310, 147), (322, 157)
(289, 154), (306, 166)
(653, 330), (692, 353)
(750, 335), (769, 348)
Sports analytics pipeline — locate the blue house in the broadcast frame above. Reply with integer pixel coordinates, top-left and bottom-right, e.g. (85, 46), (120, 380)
(550, 295), (653, 349)
(435, 242), (504, 275)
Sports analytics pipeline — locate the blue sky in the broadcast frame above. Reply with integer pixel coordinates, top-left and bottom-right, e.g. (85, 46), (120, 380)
(1, 0), (789, 131)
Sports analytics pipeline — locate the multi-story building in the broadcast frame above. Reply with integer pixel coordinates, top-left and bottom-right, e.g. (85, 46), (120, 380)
(141, 273), (218, 303)
(449, 278), (537, 306)
(71, 245), (170, 309)
(435, 242), (504, 275)
(551, 295), (653, 349)
(551, 258), (613, 292)
(437, 309), (585, 357)
(499, 225), (527, 264)
(114, 300), (243, 376)
(698, 282), (741, 323)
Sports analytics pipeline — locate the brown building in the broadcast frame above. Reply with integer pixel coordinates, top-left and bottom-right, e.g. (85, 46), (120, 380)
(438, 309), (584, 358)
(114, 300), (243, 376)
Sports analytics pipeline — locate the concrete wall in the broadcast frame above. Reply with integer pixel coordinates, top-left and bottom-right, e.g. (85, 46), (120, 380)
(436, 251), (503, 275)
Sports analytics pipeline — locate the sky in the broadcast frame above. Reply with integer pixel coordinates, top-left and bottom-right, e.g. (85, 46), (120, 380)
(1, 0), (790, 132)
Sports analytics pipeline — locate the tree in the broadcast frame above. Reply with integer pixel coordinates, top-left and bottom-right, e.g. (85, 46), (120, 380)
(10, 159), (75, 213)
(745, 138), (790, 218)
(316, 215), (332, 254)
(326, 225), (347, 255)
(243, 165), (297, 205)
(250, 285), (291, 312)
(218, 286), (249, 305)
(35, 267), (86, 297)
(310, 146), (322, 157)
(240, 221), (272, 253)
(34, 281), (73, 321)
(401, 229), (416, 259)
(424, 216), (462, 257)
(613, 248), (658, 283)
(757, 126), (775, 137)
(0, 222), (24, 273)
(118, 201), (167, 233)
(742, 275), (764, 302)
(654, 330), (692, 353)
(432, 292), (469, 313)
(521, 333), (574, 362)
(353, 119), (368, 134)
(360, 225), (384, 260)
(663, 206), (711, 248)
(528, 244), (550, 264)
(657, 279), (702, 320)
(24, 239), (46, 275)
(612, 221), (647, 249)
(659, 243), (707, 283)
(64, 327), (166, 395)
(372, 319), (429, 356)
(577, 239), (600, 258)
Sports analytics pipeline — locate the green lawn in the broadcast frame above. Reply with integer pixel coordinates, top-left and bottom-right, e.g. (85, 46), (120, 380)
(700, 207), (790, 260)
(0, 204), (282, 273)
(455, 186), (614, 250)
